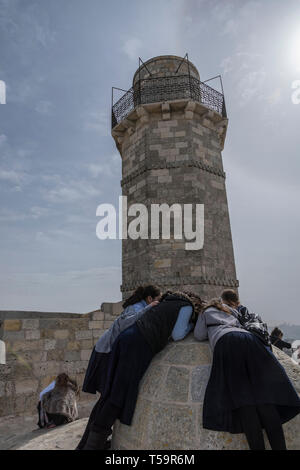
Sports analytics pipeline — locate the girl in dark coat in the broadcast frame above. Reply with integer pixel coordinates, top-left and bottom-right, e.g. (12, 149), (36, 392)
(194, 289), (300, 450)
(76, 285), (161, 450)
(81, 291), (202, 450)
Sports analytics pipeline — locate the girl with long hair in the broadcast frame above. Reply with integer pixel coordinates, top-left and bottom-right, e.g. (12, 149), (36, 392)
(40, 373), (79, 428)
(194, 290), (300, 450)
(79, 290), (203, 450)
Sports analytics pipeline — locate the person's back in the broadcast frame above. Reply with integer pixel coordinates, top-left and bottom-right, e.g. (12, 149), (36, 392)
(42, 373), (79, 425)
(270, 327), (291, 351)
(194, 299), (249, 351)
(136, 292), (194, 354)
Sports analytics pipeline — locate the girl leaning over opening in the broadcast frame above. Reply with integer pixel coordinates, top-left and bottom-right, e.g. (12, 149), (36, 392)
(76, 285), (161, 450)
(194, 291), (300, 450)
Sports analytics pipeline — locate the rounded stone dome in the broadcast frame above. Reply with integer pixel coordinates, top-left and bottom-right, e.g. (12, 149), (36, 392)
(112, 334), (300, 450)
(132, 55), (200, 85)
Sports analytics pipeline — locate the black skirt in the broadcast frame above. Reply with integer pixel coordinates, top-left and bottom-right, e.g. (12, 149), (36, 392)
(102, 323), (154, 425)
(203, 331), (300, 434)
(82, 347), (111, 395)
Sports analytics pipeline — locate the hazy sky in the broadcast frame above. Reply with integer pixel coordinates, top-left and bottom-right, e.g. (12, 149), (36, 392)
(0, 0), (300, 325)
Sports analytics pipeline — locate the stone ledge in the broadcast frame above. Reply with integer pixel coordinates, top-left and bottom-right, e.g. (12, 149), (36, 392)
(112, 100), (228, 152)
(121, 159), (226, 188)
(121, 276), (239, 293)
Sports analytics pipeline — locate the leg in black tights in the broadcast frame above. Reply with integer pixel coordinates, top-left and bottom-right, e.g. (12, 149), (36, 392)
(256, 404), (287, 450)
(238, 405), (265, 450)
(92, 400), (121, 433)
(75, 397), (105, 449)
(82, 400), (121, 450)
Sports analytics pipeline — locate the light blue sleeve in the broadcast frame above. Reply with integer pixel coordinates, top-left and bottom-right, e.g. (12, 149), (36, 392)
(171, 305), (194, 341)
(194, 311), (208, 341)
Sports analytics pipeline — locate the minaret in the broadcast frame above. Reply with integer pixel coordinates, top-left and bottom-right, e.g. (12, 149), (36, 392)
(111, 55), (238, 299)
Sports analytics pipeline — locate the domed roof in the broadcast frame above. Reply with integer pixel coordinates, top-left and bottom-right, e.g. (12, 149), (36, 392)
(112, 335), (300, 450)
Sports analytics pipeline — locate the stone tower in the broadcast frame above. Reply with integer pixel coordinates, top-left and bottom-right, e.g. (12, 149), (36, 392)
(111, 55), (238, 300)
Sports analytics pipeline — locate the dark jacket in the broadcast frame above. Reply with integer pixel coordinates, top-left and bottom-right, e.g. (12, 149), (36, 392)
(136, 293), (194, 355)
(270, 335), (292, 350)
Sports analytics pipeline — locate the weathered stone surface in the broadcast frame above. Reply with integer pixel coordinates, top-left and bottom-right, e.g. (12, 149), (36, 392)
(4, 320), (22, 331)
(112, 336), (300, 450)
(0, 307), (121, 418)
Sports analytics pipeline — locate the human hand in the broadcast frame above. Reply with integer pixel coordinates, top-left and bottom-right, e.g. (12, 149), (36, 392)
(149, 300), (159, 307)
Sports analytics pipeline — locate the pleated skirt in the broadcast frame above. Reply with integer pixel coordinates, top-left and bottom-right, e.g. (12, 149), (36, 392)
(203, 331), (300, 433)
(102, 323), (154, 425)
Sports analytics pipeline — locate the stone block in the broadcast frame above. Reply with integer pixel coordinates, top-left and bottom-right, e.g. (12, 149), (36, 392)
(159, 366), (190, 402)
(160, 342), (211, 366)
(154, 259), (171, 268)
(139, 364), (169, 399)
(55, 339), (68, 350)
(44, 339), (56, 351)
(54, 329), (69, 339)
(11, 340), (44, 352)
(75, 330), (93, 340)
(67, 341), (81, 351)
(40, 329), (55, 339)
(25, 330), (41, 340)
(3, 330), (25, 341)
(33, 361), (61, 377)
(47, 349), (65, 361)
(15, 379), (39, 395)
(211, 180), (224, 190)
(80, 339), (93, 349)
(22, 319), (39, 330)
(147, 403), (196, 449)
(104, 321), (113, 329)
(88, 321), (103, 330)
(157, 120), (178, 128)
(191, 365), (211, 403)
(158, 175), (172, 183)
(81, 350), (92, 361)
(3, 320), (21, 331)
(110, 302), (122, 316)
(104, 313), (118, 321)
(92, 311), (104, 321)
(65, 351), (81, 362)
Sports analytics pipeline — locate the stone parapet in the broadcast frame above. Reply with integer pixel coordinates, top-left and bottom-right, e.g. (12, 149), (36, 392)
(0, 302), (122, 418)
(112, 335), (300, 450)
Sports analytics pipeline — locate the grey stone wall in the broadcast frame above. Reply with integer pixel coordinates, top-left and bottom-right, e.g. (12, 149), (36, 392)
(0, 302), (122, 418)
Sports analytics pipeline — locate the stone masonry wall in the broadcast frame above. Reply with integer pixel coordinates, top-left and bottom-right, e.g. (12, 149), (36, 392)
(117, 101), (238, 300)
(0, 302), (122, 418)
